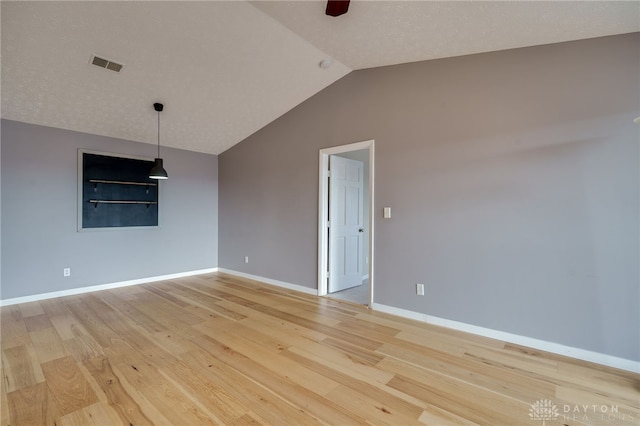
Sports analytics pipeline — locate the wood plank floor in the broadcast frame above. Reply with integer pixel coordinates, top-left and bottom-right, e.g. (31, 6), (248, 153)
(1, 272), (638, 425)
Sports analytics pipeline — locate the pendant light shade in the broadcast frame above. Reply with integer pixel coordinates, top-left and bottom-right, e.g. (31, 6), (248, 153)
(149, 102), (168, 180)
(149, 158), (168, 179)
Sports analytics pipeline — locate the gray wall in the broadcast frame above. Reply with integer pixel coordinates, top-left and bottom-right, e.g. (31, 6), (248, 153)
(219, 34), (640, 361)
(1, 119), (218, 299)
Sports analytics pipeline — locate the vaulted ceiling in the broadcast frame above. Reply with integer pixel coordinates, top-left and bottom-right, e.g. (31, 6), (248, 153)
(2, 1), (638, 155)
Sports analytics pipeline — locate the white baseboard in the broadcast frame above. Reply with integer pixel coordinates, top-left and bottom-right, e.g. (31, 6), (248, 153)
(217, 268), (318, 295)
(372, 303), (639, 374)
(0, 268), (219, 307)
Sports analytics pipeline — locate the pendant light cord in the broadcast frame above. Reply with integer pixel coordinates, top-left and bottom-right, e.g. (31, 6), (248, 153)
(157, 110), (161, 158)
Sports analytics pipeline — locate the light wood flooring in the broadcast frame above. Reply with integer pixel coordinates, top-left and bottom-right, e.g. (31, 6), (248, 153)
(1, 272), (638, 425)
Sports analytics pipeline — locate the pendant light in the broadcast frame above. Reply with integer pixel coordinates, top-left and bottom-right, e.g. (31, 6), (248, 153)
(149, 102), (168, 180)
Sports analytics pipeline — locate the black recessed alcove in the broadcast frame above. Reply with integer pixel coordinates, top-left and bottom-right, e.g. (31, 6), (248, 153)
(81, 152), (159, 228)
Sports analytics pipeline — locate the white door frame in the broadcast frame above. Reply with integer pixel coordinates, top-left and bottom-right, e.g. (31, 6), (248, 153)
(318, 140), (375, 307)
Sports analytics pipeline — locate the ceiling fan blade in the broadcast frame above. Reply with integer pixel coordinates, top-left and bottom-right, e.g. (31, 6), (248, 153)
(326, 0), (350, 17)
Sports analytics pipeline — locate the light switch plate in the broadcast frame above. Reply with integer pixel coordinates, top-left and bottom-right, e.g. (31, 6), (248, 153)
(383, 207), (391, 219)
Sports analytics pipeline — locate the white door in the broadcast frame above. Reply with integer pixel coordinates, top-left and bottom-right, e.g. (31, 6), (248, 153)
(329, 155), (364, 293)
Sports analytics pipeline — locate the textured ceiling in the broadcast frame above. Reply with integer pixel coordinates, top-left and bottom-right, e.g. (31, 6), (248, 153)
(2, 1), (638, 155)
(254, 1), (640, 70)
(1, 1), (350, 155)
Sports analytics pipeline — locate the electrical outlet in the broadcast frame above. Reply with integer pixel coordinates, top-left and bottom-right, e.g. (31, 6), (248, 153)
(63, 268), (71, 277)
(244, 256), (249, 264)
(416, 283), (424, 296)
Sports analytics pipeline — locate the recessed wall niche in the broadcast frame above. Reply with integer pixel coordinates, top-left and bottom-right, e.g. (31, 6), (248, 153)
(79, 150), (159, 230)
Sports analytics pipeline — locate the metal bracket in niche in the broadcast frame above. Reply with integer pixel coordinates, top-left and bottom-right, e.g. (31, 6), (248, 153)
(89, 200), (158, 209)
(89, 179), (157, 190)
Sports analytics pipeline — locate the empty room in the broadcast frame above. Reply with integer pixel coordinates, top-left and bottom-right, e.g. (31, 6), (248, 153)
(1, 1), (639, 425)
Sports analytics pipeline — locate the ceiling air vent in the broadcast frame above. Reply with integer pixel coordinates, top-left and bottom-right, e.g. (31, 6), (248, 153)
(90, 54), (123, 73)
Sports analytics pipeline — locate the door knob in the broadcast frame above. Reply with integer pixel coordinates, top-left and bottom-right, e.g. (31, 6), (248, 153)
(359, 228), (364, 232)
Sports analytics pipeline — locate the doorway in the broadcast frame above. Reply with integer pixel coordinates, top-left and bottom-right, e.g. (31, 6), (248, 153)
(318, 140), (374, 307)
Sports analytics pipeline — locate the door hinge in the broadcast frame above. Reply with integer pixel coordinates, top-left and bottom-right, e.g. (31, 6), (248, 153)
(327, 221), (330, 228)
(326, 271), (330, 278)
(327, 170), (332, 177)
